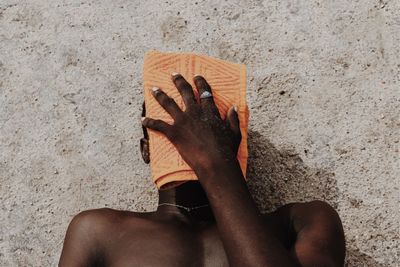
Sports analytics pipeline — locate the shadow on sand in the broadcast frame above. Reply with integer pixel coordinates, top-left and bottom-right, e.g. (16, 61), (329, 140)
(246, 130), (338, 212)
(246, 130), (386, 267)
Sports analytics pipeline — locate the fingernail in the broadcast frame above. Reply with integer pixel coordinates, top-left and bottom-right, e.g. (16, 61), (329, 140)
(194, 74), (202, 78)
(171, 72), (180, 76)
(151, 86), (159, 92)
(141, 117), (146, 122)
(233, 106), (238, 112)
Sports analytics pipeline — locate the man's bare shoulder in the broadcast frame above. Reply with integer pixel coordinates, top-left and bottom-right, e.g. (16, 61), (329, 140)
(60, 208), (189, 266)
(75, 207), (159, 224)
(67, 208), (165, 239)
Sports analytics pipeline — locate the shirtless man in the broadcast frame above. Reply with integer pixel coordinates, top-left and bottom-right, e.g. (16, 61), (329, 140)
(59, 74), (345, 267)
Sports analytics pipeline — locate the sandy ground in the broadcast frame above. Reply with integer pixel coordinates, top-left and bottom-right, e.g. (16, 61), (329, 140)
(1, 0), (399, 266)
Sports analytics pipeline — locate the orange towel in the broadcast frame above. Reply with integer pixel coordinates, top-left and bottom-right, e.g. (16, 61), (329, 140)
(143, 50), (249, 190)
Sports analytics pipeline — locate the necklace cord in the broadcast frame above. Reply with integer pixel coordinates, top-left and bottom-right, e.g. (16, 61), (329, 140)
(158, 203), (210, 212)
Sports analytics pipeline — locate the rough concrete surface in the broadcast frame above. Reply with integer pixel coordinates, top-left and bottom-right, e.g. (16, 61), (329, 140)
(0, 0), (399, 266)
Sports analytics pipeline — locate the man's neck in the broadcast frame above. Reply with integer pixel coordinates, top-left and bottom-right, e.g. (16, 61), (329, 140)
(156, 181), (215, 223)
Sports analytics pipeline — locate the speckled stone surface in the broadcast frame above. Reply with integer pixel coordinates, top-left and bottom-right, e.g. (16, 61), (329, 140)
(0, 0), (399, 266)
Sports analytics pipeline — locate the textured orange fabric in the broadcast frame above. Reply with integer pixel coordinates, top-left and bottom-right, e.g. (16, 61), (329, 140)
(143, 50), (249, 190)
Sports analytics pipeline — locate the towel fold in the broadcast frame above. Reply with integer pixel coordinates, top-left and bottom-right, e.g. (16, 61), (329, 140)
(143, 50), (249, 190)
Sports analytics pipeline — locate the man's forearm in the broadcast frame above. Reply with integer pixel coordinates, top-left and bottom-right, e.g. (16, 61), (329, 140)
(197, 160), (299, 267)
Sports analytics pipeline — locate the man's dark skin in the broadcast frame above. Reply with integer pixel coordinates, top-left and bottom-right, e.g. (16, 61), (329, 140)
(59, 74), (345, 267)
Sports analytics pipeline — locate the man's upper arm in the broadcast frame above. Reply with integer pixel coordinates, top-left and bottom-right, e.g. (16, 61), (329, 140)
(290, 201), (346, 267)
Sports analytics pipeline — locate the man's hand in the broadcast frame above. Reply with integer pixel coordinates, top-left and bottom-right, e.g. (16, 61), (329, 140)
(142, 73), (242, 176)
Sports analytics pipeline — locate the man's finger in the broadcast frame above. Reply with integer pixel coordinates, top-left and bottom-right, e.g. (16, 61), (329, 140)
(141, 117), (172, 136)
(226, 106), (241, 142)
(150, 87), (182, 118)
(193, 75), (220, 118)
(171, 73), (197, 109)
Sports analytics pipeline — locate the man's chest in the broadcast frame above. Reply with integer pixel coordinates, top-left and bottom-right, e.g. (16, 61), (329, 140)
(106, 224), (229, 267)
